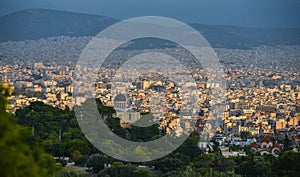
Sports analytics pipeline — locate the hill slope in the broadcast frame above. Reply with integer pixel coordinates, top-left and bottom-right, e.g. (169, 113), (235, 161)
(0, 8), (299, 49)
(0, 8), (118, 42)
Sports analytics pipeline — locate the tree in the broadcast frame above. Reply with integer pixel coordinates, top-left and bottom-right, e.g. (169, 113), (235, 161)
(72, 150), (82, 162)
(15, 101), (93, 158)
(240, 131), (251, 139)
(86, 154), (112, 173)
(65, 139), (91, 156)
(153, 157), (185, 173)
(55, 168), (87, 177)
(0, 84), (57, 177)
(174, 131), (201, 160)
(283, 133), (292, 152)
(133, 169), (150, 177)
(275, 150), (300, 177)
(98, 164), (143, 177)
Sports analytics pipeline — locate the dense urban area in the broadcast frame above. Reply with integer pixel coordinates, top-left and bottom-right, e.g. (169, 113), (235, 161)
(1, 36), (300, 177)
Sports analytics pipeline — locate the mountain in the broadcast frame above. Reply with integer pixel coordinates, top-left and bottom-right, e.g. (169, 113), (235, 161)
(191, 24), (300, 48)
(0, 8), (299, 49)
(0, 8), (118, 42)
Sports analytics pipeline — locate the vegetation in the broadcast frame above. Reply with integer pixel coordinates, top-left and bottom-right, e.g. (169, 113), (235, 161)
(54, 168), (87, 177)
(1, 91), (299, 176)
(0, 85), (57, 177)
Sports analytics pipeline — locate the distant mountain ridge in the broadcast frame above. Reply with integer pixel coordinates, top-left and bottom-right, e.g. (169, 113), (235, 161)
(0, 8), (118, 42)
(0, 8), (299, 49)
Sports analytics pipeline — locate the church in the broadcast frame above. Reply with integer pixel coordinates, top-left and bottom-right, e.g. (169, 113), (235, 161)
(250, 137), (281, 156)
(113, 94), (140, 127)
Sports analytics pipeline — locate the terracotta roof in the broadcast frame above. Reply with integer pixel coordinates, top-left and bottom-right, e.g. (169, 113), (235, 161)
(250, 142), (258, 149)
(259, 137), (272, 143)
(272, 143), (281, 149)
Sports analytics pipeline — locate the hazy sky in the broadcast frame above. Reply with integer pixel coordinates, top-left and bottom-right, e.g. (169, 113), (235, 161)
(0, 0), (299, 28)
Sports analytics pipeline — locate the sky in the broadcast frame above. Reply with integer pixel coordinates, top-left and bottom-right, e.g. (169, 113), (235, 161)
(0, 0), (299, 28)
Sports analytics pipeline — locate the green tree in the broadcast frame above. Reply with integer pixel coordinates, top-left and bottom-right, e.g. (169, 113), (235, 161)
(283, 133), (292, 152)
(98, 164), (140, 177)
(133, 169), (150, 177)
(86, 154), (112, 173)
(154, 157), (185, 173)
(174, 131), (201, 160)
(0, 84), (57, 177)
(55, 168), (87, 177)
(240, 131), (251, 139)
(72, 150), (82, 162)
(275, 150), (300, 177)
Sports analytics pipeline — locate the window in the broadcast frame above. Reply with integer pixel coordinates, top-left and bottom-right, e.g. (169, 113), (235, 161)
(261, 142), (268, 149)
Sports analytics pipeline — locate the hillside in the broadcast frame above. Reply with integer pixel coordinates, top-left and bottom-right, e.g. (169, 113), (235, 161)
(0, 8), (299, 49)
(0, 8), (118, 42)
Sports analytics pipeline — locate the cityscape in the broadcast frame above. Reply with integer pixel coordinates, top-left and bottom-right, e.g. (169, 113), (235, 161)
(1, 1), (300, 177)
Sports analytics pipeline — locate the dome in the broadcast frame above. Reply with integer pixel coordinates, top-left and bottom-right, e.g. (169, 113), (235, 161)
(114, 94), (127, 102)
(114, 94), (128, 111)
